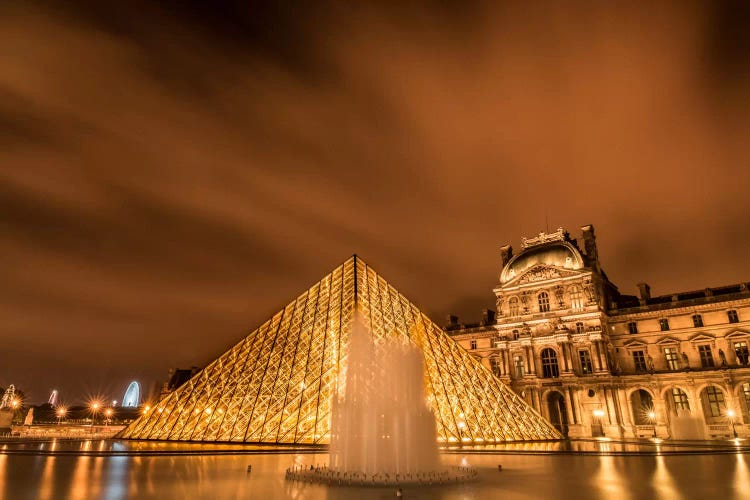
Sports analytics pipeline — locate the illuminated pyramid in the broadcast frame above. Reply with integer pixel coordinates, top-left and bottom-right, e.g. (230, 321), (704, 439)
(119, 256), (560, 443)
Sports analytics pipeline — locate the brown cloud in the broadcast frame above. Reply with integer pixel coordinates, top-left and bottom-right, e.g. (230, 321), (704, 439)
(1, 1), (749, 402)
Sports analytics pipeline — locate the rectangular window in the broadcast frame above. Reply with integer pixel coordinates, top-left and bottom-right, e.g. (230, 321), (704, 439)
(705, 386), (725, 417)
(728, 310), (739, 324)
(692, 314), (703, 327)
(578, 350), (593, 375)
(576, 322), (585, 334)
(664, 347), (680, 370)
(514, 355), (525, 378)
(735, 341), (749, 365)
(470, 340), (477, 350)
(512, 329), (520, 340)
(489, 357), (502, 377)
(627, 322), (638, 334)
(698, 345), (714, 368)
(659, 318), (670, 331)
(633, 350), (647, 373)
(743, 383), (750, 419)
(492, 338), (502, 348)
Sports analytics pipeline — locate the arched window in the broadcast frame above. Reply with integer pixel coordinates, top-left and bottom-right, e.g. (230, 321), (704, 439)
(569, 286), (584, 310)
(670, 388), (690, 412)
(630, 389), (654, 425)
(541, 348), (559, 378)
(538, 292), (550, 313)
(700, 386), (726, 420)
(508, 297), (519, 316)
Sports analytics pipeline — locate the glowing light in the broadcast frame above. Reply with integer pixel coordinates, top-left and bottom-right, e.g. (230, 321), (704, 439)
(727, 409), (736, 418)
(122, 382), (141, 408)
(593, 409), (605, 418)
(648, 411), (656, 420)
(105, 409), (113, 417)
(56, 407), (67, 417)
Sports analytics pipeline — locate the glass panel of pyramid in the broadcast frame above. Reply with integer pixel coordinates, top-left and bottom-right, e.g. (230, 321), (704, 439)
(119, 256), (560, 443)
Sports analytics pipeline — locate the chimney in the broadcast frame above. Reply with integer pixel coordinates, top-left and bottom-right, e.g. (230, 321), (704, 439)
(447, 315), (459, 328)
(481, 309), (496, 325)
(637, 282), (651, 302)
(500, 245), (513, 267)
(581, 225), (598, 264)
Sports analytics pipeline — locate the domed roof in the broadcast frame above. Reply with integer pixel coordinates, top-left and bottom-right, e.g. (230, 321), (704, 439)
(500, 242), (583, 283)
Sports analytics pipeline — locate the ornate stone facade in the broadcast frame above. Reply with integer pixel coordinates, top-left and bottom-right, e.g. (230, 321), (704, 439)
(447, 225), (750, 439)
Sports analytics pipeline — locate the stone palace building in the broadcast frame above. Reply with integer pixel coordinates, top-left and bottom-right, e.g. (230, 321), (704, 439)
(447, 225), (750, 439)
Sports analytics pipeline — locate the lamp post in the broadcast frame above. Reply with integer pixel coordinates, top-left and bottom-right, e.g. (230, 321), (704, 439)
(56, 407), (67, 425)
(648, 411), (657, 438)
(458, 421), (466, 447)
(727, 409), (738, 438)
(90, 401), (101, 426)
(104, 408), (113, 426)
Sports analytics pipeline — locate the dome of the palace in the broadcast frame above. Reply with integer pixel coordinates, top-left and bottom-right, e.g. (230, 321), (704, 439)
(500, 242), (583, 283)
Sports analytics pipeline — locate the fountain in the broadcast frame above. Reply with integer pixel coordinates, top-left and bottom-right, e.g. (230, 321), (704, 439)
(286, 311), (477, 487)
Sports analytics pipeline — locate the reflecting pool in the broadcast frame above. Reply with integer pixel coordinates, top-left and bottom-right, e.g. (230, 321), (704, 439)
(2, 439), (750, 499)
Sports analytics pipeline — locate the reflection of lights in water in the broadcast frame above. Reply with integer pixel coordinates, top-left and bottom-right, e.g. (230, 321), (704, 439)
(39, 457), (56, 499)
(595, 456), (630, 500)
(735, 453), (749, 493)
(653, 455), (680, 500)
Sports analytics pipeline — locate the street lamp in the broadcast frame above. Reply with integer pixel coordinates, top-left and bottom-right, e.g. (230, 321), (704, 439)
(648, 410), (657, 438)
(727, 409), (738, 438)
(56, 407), (67, 425)
(104, 408), (113, 426)
(90, 401), (101, 425)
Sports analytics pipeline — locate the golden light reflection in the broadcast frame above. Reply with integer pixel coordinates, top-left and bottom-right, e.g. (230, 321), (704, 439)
(595, 456), (630, 500)
(652, 455), (681, 500)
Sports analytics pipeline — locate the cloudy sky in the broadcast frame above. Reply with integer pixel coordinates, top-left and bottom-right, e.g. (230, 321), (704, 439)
(2, 1), (749, 403)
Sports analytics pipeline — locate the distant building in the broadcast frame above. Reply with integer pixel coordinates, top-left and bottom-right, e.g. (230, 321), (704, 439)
(160, 367), (200, 399)
(447, 225), (750, 439)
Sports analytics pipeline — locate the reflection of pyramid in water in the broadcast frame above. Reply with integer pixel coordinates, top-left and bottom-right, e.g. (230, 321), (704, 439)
(119, 256), (560, 443)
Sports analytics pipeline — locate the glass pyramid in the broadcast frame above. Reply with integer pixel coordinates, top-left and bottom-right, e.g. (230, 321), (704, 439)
(119, 256), (560, 443)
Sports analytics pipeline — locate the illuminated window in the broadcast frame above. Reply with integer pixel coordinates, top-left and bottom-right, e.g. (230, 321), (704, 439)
(659, 318), (670, 331)
(633, 351), (647, 373)
(575, 322), (585, 334)
(470, 340), (477, 350)
(735, 341), (749, 365)
(728, 310), (739, 324)
(742, 383), (750, 420)
(664, 347), (679, 371)
(671, 388), (690, 411)
(538, 292), (550, 313)
(692, 314), (703, 327)
(698, 345), (714, 368)
(627, 322), (638, 334)
(541, 348), (559, 378)
(508, 297), (520, 316)
(514, 356), (525, 378)
(702, 386), (725, 418)
(569, 286), (584, 309)
(578, 350), (593, 375)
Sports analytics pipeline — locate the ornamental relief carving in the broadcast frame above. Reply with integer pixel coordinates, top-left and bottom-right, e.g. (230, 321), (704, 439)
(517, 266), (562, 284)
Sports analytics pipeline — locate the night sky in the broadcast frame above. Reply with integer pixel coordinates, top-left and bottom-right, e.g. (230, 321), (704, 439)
(2, 1), (749, 404)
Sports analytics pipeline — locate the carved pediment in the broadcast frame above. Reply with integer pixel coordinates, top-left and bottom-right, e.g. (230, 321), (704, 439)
(507, 264), (582, 286)
(725, 330), (750, 340)
(688, 333), (715, 344)
(623, 339), (648, 349)
(656, 336), (681, 346)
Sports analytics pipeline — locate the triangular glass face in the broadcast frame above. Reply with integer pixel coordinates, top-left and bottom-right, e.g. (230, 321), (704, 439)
(119, 256), (559, 443)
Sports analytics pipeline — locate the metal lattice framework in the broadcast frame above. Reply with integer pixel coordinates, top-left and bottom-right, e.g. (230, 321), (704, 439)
(119, 256), (560, 443)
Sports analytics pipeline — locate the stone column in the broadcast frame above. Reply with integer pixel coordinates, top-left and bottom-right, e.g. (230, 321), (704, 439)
(593, 341), (604, 371)
(559, 343), (570, 372)
(568, 387), (579, 424)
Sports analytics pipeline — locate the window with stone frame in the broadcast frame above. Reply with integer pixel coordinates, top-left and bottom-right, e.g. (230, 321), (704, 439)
(470, 340), (477, 350)
(692, 314), (703, 327)
(664, 347), (680, 371)
(742, 383), (750, 421)
(728, 310), (740, 324)
(512, 329), (520, 340)
(578, 350), (593, 375)
(633, 350), (648, 373)
(671, 388), (690, 411)
(702, 386), (725, 418)
(538, 292), (550, 313)
(575, 322), (585, 334)
(659, 318), (670, 331)
(514, 355), (525, 378)
(541, 348), (559, 378)
(735, 341), (749, 365)
(627, 322), (638, 334)
(508, 297), (520, 316)
(492, 338), (503, 348)
(698, 344), (715, 368)
(489, 356), (502, 377)
(569, 286), (584, 310)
